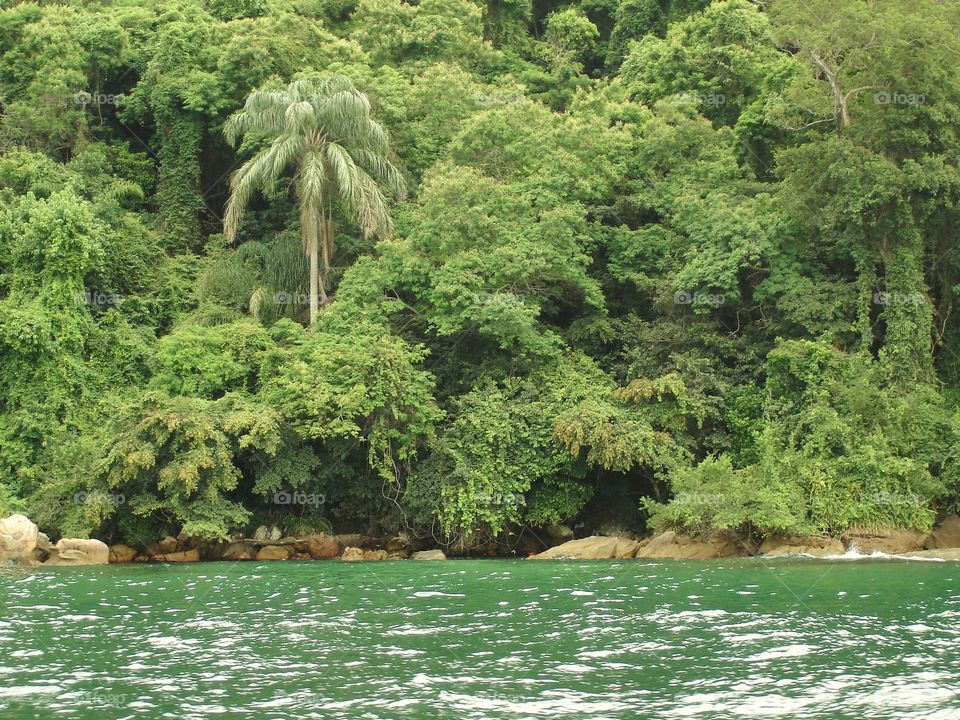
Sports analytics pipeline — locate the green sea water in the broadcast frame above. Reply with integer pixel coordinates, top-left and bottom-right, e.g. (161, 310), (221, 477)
(1, 557), (958, 719)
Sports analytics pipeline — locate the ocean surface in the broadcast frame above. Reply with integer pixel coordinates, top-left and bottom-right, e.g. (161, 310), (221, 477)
(1, 555), (958, 719)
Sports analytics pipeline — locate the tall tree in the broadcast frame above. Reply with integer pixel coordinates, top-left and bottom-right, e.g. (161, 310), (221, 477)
(223, 75), (405, 323)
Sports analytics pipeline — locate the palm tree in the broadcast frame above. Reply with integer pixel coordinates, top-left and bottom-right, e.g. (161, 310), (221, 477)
(223, 75), (406, 324)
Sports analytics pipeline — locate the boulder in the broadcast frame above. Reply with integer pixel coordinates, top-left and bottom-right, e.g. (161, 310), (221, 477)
(151, 549), (200, 563)
(36, 532), (53, 553)
(222, 542), (256, 561)
(529, 535), (620, 560)
(28, 532), (54, 563)
(176, 532), (203, 551)
(158, 536), (178, 554)
(253, 525), (282, 543)
(411, 549), (447, 561)
(362, 549), (388, 561)
(340, 546), (364, 561)
(924, 515), (960, 550)
(386, 535), (409, 552)
(11, 557), (43, 568)
(613, 537), (642, 559)
(305, 535), (341, 560)
(336, 534), (375, 549)
(758, 535), (844, 557)
(109, 544), (138, 564)
(635, 531), (746, 560)
(842, 528), (928, 555)
(546, 524), (574, 541)
(0, 514), (39, 562)
(256, 545), (292, 561)
(46, 538), (109, 566)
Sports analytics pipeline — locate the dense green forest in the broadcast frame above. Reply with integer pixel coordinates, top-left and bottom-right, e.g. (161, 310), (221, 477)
(1, 0), (959, 550)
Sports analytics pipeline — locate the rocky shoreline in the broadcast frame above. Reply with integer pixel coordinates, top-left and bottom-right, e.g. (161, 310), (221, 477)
(3, 513), (960, 567)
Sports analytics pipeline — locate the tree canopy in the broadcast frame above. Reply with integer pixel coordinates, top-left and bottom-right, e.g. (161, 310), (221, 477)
(1, 0), (959, 548)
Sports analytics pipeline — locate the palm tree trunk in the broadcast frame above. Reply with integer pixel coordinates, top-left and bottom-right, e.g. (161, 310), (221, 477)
(319, 207), (333, 308)
(304, 207), (320, 325)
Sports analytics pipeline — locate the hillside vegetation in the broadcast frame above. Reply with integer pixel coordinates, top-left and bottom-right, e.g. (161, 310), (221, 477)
(1, 0), (959, 548)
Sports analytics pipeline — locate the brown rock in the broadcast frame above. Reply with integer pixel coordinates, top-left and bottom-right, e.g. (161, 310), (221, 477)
(222, 542), (255, 560)
(305, 535), (341, 559)
(336, 534), (375, 549)
(340, 546), (364, 561)
(36, 532), (53, 553)
(635, 531), (746, 560)
(158, 536), (178, 554)
(0, 514), (39, 562)
(613, 537), (641, 559)
(47, 538), (109, 565)
(109, 544), (138, 564)
(386, 536), (409, 552)
(411, 549), (446, 560)
(529, 536), (620, 560)
(842, 528), (928, 555)
(362, 549), (388, 561)
(256, 545), (292, 561)
(151, 549), (200, 563)
(924, 515), (960, 550)
(758, 535), (844, 557)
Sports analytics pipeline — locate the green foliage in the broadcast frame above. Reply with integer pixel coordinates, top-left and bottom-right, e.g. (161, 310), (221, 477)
(262, 313), (441, 481)
(100, 392), (283, 540)
(643, 455), (808, 535)
(1, 0), (959, 548)
(151, 320), (273, 398)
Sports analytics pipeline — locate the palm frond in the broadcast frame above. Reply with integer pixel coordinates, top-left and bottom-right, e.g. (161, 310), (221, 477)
(349, 148), (407, 200)
(223, 148), (279, 242)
